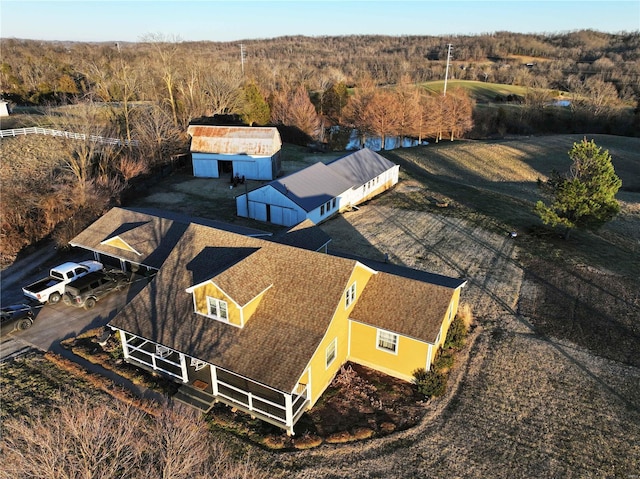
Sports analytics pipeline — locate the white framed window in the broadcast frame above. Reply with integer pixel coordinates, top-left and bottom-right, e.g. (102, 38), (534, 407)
(377, 329), (398, 354)
(207, 296), (228, 322)
(325, 338), (337, 368)
(345, 282), (356, 308)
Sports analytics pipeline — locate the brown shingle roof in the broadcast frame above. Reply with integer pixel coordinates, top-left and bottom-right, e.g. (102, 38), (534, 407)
(210, 248), (274, 306)
(69, 208), (187, 269)
(110, 222), (356, 393)
(69, 207), (269, 270)
(350, 272), (456, 344)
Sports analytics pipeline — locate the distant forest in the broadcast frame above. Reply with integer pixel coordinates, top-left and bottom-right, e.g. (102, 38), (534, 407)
(1, 30), (639, 139)
(1, 30), (639, 264)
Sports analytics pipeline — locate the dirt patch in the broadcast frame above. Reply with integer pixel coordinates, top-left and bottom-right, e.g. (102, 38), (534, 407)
(518, 257), (640, 367)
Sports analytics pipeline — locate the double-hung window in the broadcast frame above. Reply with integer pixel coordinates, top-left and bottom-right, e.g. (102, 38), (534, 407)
(325, 338), (337, 368)
(207, 296), (228, 322)
(345, 283), (356, 308)
(377, 329), (398, 354)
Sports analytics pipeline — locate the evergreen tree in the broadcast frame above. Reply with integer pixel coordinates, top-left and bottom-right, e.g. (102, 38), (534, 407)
(535, 138), (622, 239)
(241, 81), (270, 126)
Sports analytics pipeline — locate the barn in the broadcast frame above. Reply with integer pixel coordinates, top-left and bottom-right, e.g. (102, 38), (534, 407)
(236, 148), (399, 226)
(187, 125), (282, 180)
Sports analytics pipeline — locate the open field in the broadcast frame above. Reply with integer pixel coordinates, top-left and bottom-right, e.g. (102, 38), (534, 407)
(421, 80), (530, 102)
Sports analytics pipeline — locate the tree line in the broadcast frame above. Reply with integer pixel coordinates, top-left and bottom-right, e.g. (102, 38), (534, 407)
(0, 30), (637, 264)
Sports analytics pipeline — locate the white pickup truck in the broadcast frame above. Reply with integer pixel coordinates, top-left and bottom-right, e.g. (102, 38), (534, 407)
(22, 260), (104, 304)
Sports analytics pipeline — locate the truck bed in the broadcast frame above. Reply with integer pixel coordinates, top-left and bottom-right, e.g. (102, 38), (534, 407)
(23, 277), (62, 294)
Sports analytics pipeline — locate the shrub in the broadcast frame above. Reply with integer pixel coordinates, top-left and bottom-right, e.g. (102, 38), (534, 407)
(444, 304), (473, 350)
(433, 349), (455, 373)
(412, 368), (447, 398)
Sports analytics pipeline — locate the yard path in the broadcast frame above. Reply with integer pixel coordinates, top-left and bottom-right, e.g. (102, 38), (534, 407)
(274, 200), (640, 478)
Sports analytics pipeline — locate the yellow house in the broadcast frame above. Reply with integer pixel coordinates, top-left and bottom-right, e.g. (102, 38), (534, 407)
(74, 207), (466, 435)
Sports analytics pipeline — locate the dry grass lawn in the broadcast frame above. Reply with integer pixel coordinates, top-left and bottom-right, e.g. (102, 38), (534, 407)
(276, 186), (639, 478)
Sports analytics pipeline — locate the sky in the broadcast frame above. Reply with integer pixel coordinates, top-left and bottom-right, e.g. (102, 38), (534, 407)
(1, 0), (638, 43)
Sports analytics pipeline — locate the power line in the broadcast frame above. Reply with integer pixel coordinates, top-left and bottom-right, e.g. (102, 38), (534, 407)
(443, 44), (453, 97)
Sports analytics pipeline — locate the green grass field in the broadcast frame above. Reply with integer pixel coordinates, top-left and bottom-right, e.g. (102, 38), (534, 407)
(420, 80), (531, 102)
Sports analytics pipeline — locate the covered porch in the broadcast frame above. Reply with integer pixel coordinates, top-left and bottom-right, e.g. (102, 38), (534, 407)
(117, 329), (309, 434)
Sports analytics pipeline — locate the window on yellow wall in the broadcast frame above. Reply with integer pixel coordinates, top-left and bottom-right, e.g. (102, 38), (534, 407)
(326, 338), (337, 368)
(377, 329), (398, 354)
(345, 283), (356, 308)
(207, 296), (228, 322)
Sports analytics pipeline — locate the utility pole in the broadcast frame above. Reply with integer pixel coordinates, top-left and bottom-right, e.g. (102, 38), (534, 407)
(443, 43), (453, 97)
(240, 44), (245, 77)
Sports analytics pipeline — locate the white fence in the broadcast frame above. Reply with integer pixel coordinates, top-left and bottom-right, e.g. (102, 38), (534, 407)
(0, 127), (138, 146)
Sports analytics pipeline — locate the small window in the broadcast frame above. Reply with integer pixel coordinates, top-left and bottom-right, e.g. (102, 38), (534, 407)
(321, 205), (325, 215)
(325, 338), (337, 368)
(326, 201), (330, 211)
(377, 330), (398, 353)
(332, 198), (336, 208)
(345, 283), (356, 308)
(207, 296), (228, 321)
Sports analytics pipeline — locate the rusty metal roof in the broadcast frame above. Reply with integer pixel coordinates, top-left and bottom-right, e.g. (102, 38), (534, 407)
(187, 125), (282, 156)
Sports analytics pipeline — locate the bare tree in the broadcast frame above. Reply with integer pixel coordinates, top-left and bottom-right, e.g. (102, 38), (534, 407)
(270, 84), (322, 139)
(578, 77), (620, 117)
(442, 88), (474, 141)
(395, 77), (422, 146)
(0, 398), (270, 479)
(362, 89), (403, 150)
(201, 63), (245, 116)
(1, 396), (145, 479)
(344, 77), (377, 148)
(42, 102), (118, 206)
(142, 33), (183, 128)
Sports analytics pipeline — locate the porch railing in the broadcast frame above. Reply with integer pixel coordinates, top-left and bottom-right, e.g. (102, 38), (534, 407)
(120, 331), (309, 429)
(124, 335), (184, 381)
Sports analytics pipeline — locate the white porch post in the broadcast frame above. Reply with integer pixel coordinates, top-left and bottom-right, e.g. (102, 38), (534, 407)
(285, 394), (293, 435)
(120, 330), (130, 360)
(210, 365), (219, 395)
(426, 344), (433, 371)
(179, 353), (189, 383)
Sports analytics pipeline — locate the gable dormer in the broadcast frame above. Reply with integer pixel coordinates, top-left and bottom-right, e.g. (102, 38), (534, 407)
(186, 256), (272, 328)
(100, 235), (143, 255)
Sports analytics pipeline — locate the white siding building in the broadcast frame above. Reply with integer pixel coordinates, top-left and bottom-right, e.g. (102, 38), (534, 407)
(187, 125), (282, 180)
(236, 148), (399, 227)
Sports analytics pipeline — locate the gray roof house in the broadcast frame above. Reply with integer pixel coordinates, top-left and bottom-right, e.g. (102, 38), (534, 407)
(235, 148), (399, 226)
